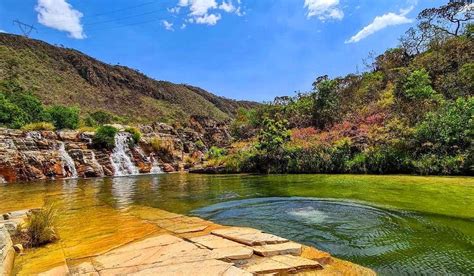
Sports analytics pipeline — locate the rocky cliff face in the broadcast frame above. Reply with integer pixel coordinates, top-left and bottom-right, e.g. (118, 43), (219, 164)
(0, 117), (231, 183)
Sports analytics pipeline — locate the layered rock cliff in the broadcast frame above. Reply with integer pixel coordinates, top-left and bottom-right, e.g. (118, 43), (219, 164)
(0, 116), (231, 183)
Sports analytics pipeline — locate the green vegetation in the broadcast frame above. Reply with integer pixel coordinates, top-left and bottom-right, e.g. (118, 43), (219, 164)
(223, 3), (473, 175)
(17, 204), (59, 248)
(93, 125), (118, 150)
(0, 33), (256, 125)
(21, 122), (55, 131)
(125, 127), (142, 145)
(47, 105), (80, 130)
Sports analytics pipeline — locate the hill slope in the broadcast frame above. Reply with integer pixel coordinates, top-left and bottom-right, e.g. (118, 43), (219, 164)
(0, 33), (256, 124)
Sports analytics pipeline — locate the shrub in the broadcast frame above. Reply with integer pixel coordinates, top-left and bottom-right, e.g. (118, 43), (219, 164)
(415, 97), (473, 154)
(19, 204), (59, 248)
(403, 69), (437, 100)
(125, 127), (141, 145)
(47, 105), (80, 129)
(84, 110), (115, 127)
(207, 146), (227, 159)
(150, 137), (174, 154)
(0, 93), (27, 128)
(93, 125), (118, 150)
(195, 140), (206, 150)
(21, 122), (55, 131)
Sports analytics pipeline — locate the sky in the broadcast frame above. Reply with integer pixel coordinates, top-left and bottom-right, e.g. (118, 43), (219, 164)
(0, 0), (446, 102)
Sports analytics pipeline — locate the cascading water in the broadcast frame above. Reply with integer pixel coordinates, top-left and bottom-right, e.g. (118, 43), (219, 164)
(110, 132), (139, 176)
(58, 142), (78, 178)
(150, 155), (163, 174)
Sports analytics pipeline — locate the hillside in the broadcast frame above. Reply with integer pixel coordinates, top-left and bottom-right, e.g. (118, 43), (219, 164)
(0, 33), (256, 124)
(216, 2), (473, 175)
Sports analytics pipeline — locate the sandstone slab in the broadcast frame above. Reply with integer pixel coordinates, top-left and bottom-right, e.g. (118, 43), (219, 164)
(189, 234), (246, 249)
(271, 254), (323, 271)
(253, 241), (302, 257)
(212, 227), (288, 246)
(92, 235), (214, 271)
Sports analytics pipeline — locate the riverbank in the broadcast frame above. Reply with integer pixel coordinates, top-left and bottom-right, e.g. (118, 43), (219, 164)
(4, 206), (374, 275)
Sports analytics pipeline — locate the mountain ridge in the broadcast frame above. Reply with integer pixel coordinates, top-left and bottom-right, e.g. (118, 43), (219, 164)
(0, 33), (257, 124)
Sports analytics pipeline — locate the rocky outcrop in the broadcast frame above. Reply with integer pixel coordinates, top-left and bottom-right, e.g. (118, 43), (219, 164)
(0, 118), (232, 183)
(0, 210), (27, 276)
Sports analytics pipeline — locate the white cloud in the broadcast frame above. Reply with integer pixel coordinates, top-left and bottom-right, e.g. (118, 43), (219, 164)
(219, 1), (235, 13)
(0, 30), (6, 33)
(162, 20), (174, 31)
(194, 13), (222, 25)
(175, 0), (242, 26)
(35, 0), (85, 39)
(346, 7), (413, 43)
(304, 0), (344, 21)
(179, 0), (217, 16)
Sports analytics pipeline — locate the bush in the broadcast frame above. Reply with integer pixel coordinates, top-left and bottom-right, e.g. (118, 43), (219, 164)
(150, 137), (174, 154)
(0, 80), (48, 127)
(415, 97), (473, 154)
(207, 146), (227, 159)
(125, 127), (141, 145)
(21, 122), (55, 131)
(93, 125), (118, 150)
(84, 110), (115, 127)
(0, 93), (27, 128)
(47, 105), (80, 129)
(19, 204), (59, 248)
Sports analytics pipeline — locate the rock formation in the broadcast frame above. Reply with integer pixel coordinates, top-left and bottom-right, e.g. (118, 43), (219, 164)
(0, 117), (231, 183)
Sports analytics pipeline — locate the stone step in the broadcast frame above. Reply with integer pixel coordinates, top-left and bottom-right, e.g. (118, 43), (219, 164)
(240, 254), (322, 274)
(252, 242), (302, 257)
(211, 227), (288, 246)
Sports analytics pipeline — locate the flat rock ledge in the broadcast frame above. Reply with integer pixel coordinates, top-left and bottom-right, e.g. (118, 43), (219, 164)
(15, 208), (375, 276)
(1, 210), (28, 275)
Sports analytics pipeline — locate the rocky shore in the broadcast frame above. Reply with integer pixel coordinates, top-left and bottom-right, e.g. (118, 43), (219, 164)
(0, 116), (231, 183)
(4, 207), (375, 275)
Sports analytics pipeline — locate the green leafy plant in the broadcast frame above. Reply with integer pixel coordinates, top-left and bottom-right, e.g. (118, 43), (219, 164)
(125, 127), (141, 145)
(47, 105), (80, 130)
(93, 125), (118, 150)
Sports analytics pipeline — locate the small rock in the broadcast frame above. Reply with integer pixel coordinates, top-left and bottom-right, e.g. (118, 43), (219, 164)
(162, 163), (175, 173)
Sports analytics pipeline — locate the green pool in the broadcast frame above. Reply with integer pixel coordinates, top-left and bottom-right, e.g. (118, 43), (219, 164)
(1, 174), (473, 274)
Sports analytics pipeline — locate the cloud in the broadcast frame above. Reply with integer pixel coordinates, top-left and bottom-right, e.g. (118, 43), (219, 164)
(35, 0), (85, 39)
(193, 13), (222, 25)
(304, 0), (344, 21)
(175, 0), (242, 26)
(0, 30), (6, 33)
(219, 1), (235, 13)
(162, 20), (174, 31)
(346, 7), (413, 43)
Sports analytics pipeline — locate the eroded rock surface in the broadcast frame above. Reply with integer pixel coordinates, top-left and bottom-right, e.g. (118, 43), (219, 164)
(0, 117), (230, 183)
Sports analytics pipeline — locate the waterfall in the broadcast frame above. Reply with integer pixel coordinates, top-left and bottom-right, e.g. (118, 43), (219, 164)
(58, 142), (78, 178)
(110, 133), (139, 176)
(150, 156), (163, 174)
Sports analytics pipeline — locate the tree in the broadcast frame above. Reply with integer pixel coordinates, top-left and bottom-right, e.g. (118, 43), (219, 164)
(403, 69), (437, 100)
(256, 118), (290, 152)
(312, 76), (339, 129)
(47, 106), (80, 130)
(0, 94), (27, 128)
(418, 2), (473, 37)
(401, 2), (473, 55)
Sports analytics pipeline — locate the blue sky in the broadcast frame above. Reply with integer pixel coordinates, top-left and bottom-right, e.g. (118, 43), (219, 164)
(0, 0), (445, 102)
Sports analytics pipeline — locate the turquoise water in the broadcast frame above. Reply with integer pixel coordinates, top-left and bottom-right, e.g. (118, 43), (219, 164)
(1, 173), (473, 274)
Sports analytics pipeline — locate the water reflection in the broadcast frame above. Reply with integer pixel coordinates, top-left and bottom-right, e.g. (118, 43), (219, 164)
(110, 176), (137, 209)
